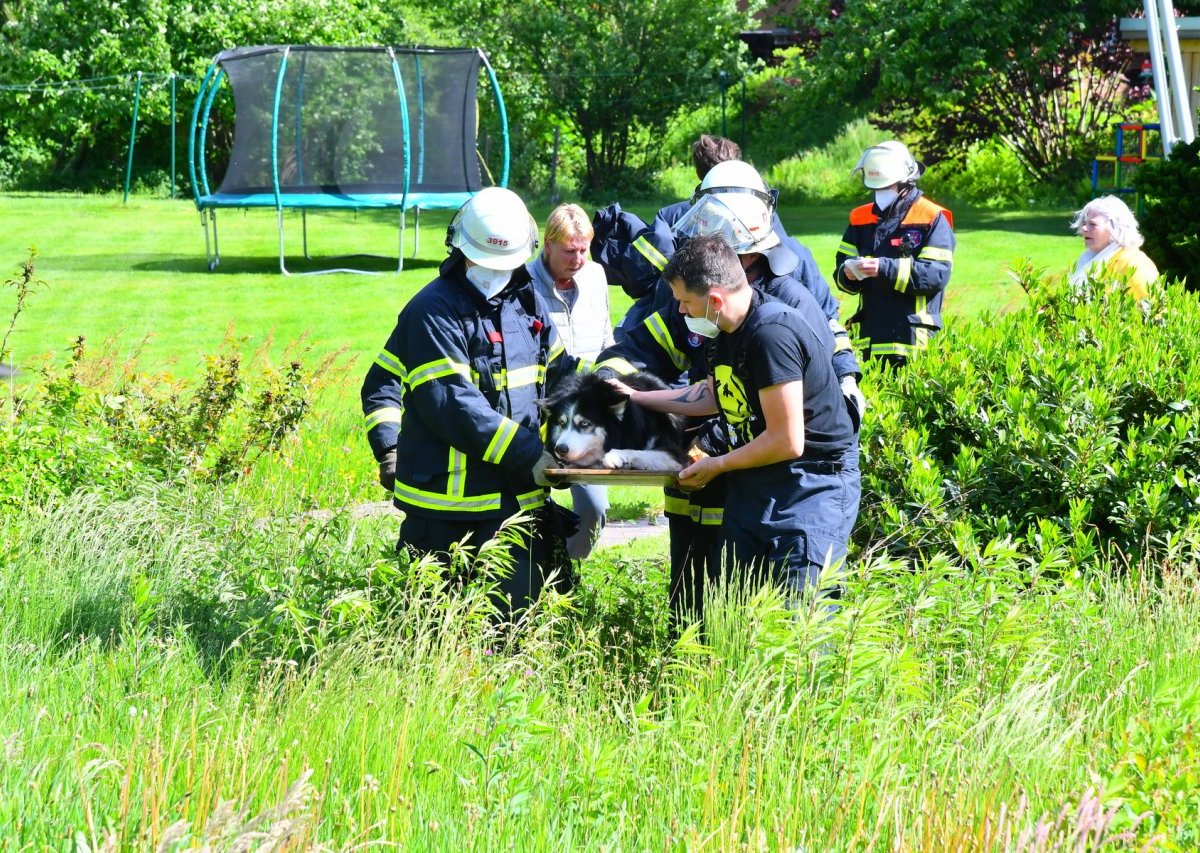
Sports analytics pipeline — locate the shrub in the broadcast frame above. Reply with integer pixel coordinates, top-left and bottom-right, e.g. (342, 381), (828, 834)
(855, 263), (1200, 566)
(1136, 136), (1200, 290)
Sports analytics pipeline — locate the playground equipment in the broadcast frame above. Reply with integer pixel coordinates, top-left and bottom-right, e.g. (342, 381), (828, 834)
(188, 45), (509, 275)
(1092, 122), (1162, 213)
(1120, 6), (1198, 155)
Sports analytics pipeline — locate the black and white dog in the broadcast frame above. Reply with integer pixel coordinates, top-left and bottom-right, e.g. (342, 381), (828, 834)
(540, 372), (689, 471)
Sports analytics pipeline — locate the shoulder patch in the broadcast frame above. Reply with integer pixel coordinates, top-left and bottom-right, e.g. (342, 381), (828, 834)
(849, 203), (878, 226)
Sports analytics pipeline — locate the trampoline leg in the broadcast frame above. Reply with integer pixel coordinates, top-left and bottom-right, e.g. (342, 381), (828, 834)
(414, 208), (421, 256)
(397, 211), (405, 272)
(202, 209), (220, 271)
(277, 208), (292, 276)
(302, 209), (311, 259)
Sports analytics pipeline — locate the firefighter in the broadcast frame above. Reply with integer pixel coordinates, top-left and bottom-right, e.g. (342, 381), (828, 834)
(596, 162), (862, 623)
(835, 141), (955, 367)
(612, 235), (860, 605)
(361, 187), (576, 618)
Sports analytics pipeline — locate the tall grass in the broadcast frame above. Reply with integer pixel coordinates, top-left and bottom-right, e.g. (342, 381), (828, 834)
(2, 484), (1196, 848)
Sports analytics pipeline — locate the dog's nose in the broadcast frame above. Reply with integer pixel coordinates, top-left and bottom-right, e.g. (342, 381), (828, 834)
(554, 444), (569, 458)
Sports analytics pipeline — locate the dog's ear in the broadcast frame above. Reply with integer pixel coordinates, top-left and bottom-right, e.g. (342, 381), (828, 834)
(609, 398), (627, 421)
(535, 396), (554, 416)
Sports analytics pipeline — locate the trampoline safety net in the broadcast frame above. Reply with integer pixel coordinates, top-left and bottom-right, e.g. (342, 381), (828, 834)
(214, 45), (484, 197)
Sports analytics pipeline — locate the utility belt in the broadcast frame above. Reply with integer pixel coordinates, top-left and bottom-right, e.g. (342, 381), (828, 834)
(793, 457), (844, 475)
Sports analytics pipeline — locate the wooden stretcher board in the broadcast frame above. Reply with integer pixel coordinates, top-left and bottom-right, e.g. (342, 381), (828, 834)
(544, 468), (679, 487)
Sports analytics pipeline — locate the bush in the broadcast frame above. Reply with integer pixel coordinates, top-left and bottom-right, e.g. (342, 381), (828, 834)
(855, 263), (1200, 566)
(1136, 136), (1200, 290)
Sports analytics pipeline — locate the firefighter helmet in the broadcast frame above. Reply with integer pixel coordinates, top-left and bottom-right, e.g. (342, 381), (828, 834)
(851, 141), (924, 189)
(684, 160), (779, 253)
(446, 187), (539, 270)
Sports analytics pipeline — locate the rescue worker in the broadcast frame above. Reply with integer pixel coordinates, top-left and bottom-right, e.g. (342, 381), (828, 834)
(527, 203), (614, 560)
(596, 162), (862, 623)
(611, 235), (860, 604)
(835, 141), (955, 367)
(361, 187), (575, 618)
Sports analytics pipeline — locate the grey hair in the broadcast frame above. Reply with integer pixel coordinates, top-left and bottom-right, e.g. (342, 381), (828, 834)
(1069, 195), (1144, 249)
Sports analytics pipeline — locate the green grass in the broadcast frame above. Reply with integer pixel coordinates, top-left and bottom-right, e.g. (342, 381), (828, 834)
(3, 193), (1199, 847)
(2, 192), (1079, 373)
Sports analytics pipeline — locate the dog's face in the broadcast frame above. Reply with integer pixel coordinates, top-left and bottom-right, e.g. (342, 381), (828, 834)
(540, 374), (628, 468)
(545, 396), (611, 467)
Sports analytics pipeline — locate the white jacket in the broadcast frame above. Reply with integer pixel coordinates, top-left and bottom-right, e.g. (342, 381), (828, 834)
(527, 255), (614, 361)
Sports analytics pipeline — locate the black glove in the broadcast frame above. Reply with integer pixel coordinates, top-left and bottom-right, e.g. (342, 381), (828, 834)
(378, 449), (397, 492)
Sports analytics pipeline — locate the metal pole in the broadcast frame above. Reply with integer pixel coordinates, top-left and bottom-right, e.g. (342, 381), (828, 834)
(719, 70), (728, 137)
(123, 71), (143, 204)
(1144, 0), (1177, 154)
(1158, 0), (1196, 143)
(169, 73), (176, 199)
(741, 77), (747, 151)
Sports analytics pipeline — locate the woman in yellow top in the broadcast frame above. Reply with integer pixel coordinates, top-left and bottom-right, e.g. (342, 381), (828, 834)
(1069, 195), (1160, 300)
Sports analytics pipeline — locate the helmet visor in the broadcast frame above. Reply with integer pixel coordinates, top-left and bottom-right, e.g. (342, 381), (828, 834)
(672, 195), (760, 253)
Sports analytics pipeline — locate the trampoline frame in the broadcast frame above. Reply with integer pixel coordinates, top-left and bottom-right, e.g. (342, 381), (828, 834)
(188, 44), (509, 275)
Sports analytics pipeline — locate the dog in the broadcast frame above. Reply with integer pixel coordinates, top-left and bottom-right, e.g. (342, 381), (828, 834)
(540, 371), (689, 471)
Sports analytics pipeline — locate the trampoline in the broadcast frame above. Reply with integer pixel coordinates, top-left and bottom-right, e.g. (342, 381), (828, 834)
(188, 45), (509, 274)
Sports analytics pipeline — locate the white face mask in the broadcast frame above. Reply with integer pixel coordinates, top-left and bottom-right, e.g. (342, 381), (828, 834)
(683, 298), (720, 338)
(874, 188), (900, 211)
(465, 264), (512, 299)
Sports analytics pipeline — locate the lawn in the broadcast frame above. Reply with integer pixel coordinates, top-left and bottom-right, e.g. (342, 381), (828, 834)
(1, 193), (1080, 374)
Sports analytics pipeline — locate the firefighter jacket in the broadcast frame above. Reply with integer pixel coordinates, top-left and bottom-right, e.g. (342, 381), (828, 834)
(596, 259), (859, 386)
(590, 203), (673, 301)
(834, 189), (955, 361)
(653, 203), (858, 377)
(361, 254), (579, 521)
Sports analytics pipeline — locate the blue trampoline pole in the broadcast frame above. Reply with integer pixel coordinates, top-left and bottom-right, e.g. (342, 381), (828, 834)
(170, 73), (176, 199)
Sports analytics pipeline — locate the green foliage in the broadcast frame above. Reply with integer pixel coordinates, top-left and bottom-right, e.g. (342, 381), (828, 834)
(783, 0), (1139, 182)
(1107, 682), (1200, 847)
(0, 0), (437, 189)
(0, 273), (333, 504)
(400, 0), (760, 195)
(1137, 137), (1200, 290)
(856, 263), (1200, 564)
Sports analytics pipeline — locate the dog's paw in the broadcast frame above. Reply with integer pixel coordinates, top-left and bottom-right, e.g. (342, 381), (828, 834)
(602, 450), (631, 469)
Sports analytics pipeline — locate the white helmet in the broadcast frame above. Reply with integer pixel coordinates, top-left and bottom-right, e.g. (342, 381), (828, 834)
(446, 187), (539, 270)
(851, 141), (923, 189)
(680, 159), (779, 253)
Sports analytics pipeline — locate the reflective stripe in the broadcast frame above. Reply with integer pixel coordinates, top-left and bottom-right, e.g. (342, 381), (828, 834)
(364, 407), (402, 431)
(483, 418), (520, 465)
(828, 319), (853, 354)
(633, 235), (669, 271)
(838, 241), (858, 257)
(548, 339), (566, 364)
(505, 364), (543, 389)
(407, 357), (471, 389)
(575, 358), (595, 373)
(918, 245), (953, 263)
(894, 257), (913, 293)
(517, 489), (546, 512)
(646, 312), (689, 373)
(869, 341), (915, 358)
(594, 357), (638, 376)
(374, 349), (406, 379)
(394, 481), (502, 513)
(664, 495), (724, 525)
(913, 295), (931, 349)
(448, 447), (467, 497)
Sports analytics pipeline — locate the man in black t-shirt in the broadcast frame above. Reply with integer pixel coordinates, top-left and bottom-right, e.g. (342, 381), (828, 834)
(612, 235), (861, 602)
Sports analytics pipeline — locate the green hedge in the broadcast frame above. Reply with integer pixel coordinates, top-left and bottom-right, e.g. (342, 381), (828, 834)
(856, 264), (1200, 566)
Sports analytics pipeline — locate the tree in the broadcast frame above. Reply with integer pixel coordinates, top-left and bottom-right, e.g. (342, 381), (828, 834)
(781, 1), (1176, 181)
(436, 0), (758, 193)
(0, 0), (437, 188)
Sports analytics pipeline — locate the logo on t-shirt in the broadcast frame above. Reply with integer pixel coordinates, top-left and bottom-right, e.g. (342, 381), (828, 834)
(687, 332), (704, 348)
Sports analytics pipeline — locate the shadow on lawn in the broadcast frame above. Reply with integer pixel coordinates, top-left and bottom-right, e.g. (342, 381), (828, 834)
(118, 255), (445, 276)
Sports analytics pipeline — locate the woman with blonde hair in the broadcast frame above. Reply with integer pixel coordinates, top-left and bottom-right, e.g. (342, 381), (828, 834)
(1069, 195), (1160, 300)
